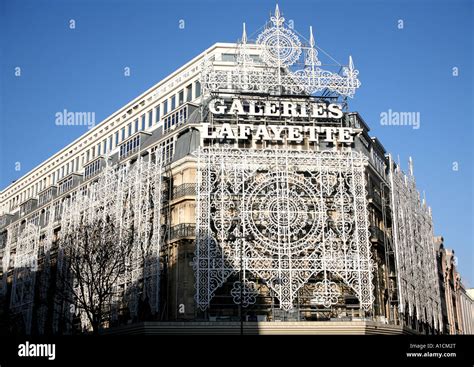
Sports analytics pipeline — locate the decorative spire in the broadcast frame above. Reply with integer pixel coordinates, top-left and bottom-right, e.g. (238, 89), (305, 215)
(409, 156), (414, 176)
(270, 4), (285, 27)
(349, 55), (354, 71)
(305, 25), (321, 68)
(237, 22), (252, 66)
(309, 26), (315, 48)
(242, 22), (247, 44)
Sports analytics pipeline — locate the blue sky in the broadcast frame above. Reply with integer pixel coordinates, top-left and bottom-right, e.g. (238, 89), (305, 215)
(0, 0), (472, 285)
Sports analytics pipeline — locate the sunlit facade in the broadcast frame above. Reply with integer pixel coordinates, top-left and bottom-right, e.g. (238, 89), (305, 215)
(0, 6), (471, 335)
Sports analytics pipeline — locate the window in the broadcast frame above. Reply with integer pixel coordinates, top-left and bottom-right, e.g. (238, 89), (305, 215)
(140, 114), (145, 131)
(108, 136), (112, 152)
(222, 53), (236, 62)
(160, 137), (175, 164)
(178, 90), (184, 106)
(127, 123), (132, 137)
(155, 105), (160, 123)
(119, 135), (141, 159)
(195, 81), (201, 97)
(97, 143), (101, 156)
(250, 55), (261, 63)
(186, 84), (192, 102)
(84, 159), (102, 179)
(163, 104), (189, 133)
(59, 176), (74, 194)
(121, 127), (126, 141)
(86, 150), (90, 162)
(163, 100), (168, 115)
(171, 96), (176, 111)
(115, 132), (119, 146)
(102, 139), (107, 154)
(54, 201), (62, 221)
(75, 157), (79, 171)
(39, 187), (56, 206)
(134, 119), (139, 134)
(148, 110), (153, 128)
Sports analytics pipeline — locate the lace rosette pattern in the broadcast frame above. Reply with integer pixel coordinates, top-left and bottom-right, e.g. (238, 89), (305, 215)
(195, 147), (374, 311)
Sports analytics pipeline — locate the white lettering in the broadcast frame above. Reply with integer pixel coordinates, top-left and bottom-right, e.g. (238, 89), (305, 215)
(238, 124), (253, 139)
(287, 126), (303, 142)
(209, 99), (226, 114)
(264, 101), (280, 116)
(208, 98), (343, 120)
(254, 124), (272, 140)
(229, 99), (245, 115)
(328, 103), (343, 119)
(338, 128), (353, 143)
(18, 342), (56, 361)
(217, 123), (236, 139)
(282, 101), (298, 117)
(269, 125), (286, 141)
(201, 123), (216, 139)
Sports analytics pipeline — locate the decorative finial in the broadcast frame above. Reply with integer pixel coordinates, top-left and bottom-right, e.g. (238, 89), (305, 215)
(305, 26), (321, 67)
(409, 156), (414, 176)
(349, 55), (354, 71)
(242, 22), (247, 44)
(270, 4), (285, 27)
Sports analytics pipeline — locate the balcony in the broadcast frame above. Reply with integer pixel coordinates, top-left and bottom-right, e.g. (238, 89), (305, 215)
(0, 213), (15, 229)
(57, 173), (83, 195)
(162, 103), (198, 134)
(38, 185), (58, 206)
(167, 223), (196, 241)
(19, 198), (38, 217)
(119, 131), (151, 160)
(172, 183), (196, 200)
(84, 157), (106, 180)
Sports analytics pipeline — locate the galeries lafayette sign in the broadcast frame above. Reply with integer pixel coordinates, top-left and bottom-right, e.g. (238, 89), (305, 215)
(203, 98), (359, 144)
(209, 98), (344, 119)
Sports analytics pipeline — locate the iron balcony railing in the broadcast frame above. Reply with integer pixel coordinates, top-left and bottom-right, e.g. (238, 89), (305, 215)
(162, 183), (196, 203)
(167, 223), (196, 241)
(172, 183), (196, 199)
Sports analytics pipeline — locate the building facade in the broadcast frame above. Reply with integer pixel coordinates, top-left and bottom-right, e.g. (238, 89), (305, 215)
(436, 237), (474, 335)
(0, 6), (471, 335)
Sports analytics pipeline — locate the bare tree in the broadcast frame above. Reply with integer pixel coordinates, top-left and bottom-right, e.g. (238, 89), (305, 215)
(56, 214), (134, 334)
